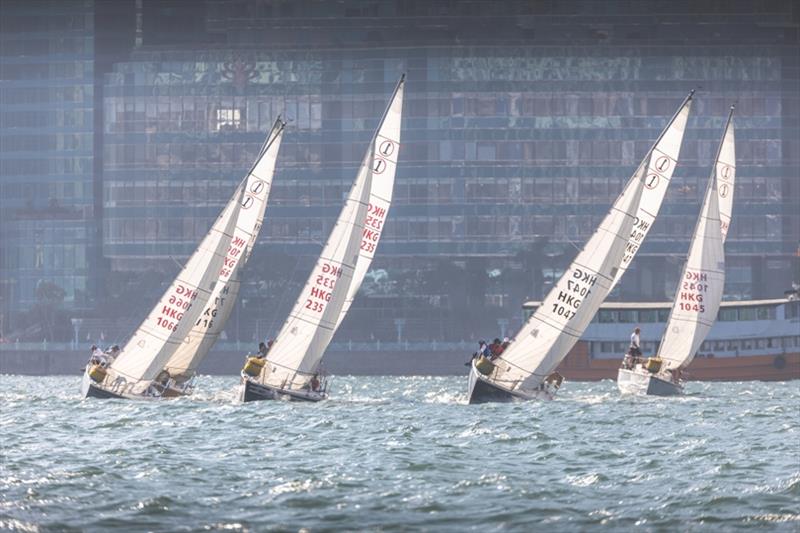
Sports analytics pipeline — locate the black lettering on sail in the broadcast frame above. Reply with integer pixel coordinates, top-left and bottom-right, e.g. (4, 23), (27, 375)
(373, 158), (387, 174)
(645, 174), (660, 190)
(241, 196), (254, 209)
(250, 180), (266, 194)
(655, 156), (670, 173)
(379, 140), (395, 157)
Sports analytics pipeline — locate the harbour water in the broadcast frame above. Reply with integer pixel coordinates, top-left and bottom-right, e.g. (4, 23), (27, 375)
(1, 375), (798, 531)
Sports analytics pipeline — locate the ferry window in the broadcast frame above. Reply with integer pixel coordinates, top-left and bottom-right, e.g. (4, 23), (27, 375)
(713, 341), (726, 352)
(719, 308), (737, 321)
(616, 342), (627, 354)
(785, 302), (799, 320)
(657, 309), (670, 322)
(601, 342), (613, 352)
(726, 341), (739, 351)
(739, 307), (757, 321)
(598, 310), (617, 323)
(757, 339), (768, 349)
(618, 310), (636, 323)
(756, 306), (772, 320)
(743, 340), (754, 350)
(639, 310), (657, 323)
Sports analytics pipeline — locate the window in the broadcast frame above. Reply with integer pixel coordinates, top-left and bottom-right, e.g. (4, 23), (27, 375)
(215, 108), (242, 131)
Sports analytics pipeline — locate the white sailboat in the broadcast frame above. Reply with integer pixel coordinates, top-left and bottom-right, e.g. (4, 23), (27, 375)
(239, 75), (404, 403)
(160, 119), (285, 395)
(467, 92), (694, 404)
(618, 106), (735, 396)
(81, 120), (285, 399)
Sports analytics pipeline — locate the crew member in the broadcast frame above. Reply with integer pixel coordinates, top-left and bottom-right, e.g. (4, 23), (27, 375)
(628, 327), (642, 367)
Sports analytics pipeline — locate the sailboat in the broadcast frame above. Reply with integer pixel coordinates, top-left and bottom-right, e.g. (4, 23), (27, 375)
(617, 106), (735, 396)
(239, 75), (404, 403)
(467, 92), (694, 404)
(81, 119), (286, 399)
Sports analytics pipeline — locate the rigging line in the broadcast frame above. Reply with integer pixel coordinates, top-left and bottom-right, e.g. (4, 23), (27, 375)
(264, 252), (304, 340)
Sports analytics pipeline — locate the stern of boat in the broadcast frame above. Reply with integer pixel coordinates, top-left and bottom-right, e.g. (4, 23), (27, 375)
(618, 367), (683, 396)
(467, 361), (549, 404)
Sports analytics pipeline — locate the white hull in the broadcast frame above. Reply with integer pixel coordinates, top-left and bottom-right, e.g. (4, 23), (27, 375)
(617, 367), (683, 396)
(467, 361), (554, 404)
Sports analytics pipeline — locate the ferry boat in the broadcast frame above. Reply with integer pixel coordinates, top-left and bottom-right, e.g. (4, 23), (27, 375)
(522, 296), (800, 382)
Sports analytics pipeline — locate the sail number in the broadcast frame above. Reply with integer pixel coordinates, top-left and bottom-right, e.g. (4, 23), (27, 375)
(156, 284), (198, 331)
(621, 217), (652, 267)
(361, 203), (387, 255)
(551, 269), (597, 321)
(678, 270), (708, 313)
(305, 262), (342, 314)
(219, 236), (247, 278)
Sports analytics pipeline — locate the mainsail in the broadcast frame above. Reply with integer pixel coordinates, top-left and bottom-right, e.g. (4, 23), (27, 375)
(109, 187), (245, 393)
(259, 75), (405, 391)
(657, 107), (735, 370)
(163, 119), (286, 379)
(612, 91), (694, 287)
(488, 169), (645, 394)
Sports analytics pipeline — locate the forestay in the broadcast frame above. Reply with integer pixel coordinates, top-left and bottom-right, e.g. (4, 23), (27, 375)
(491, 169), (645, 394)
(612, 92), (693, 287)
(261, 76), (405, 391)
(657, 108), (735, 370)
(109, 187), (245, 393)
(163, 119), (286, 379)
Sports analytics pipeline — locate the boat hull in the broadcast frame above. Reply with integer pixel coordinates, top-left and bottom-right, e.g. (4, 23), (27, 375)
(467, 362), (552, 404)
(239, 375), (327, 403)
(617, 368), (683, 396)
(81, 370), (125, 399)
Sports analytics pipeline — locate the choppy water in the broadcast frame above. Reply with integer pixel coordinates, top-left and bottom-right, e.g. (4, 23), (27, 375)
(1, 376), (798, 532)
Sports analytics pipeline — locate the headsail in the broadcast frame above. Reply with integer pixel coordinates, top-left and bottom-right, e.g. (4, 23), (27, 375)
(163, 119), (286, 379)
(336, 77), (404, 327)
(612, 91), (694, 287)
(657, 107), (735, 370)
(260, 75), (405, 391)
(109, 187), (245, 393)
(489, 169), (645, 393)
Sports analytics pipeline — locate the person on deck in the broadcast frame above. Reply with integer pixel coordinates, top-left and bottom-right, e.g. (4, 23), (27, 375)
(489, 338), (503, 360)
(628, 327), (642, 367)
(90, 345), (107, 366)
(309, 374), (321, 392)
(105, 345), (121, 364)
(501, 336), (510, 351)
(257, 342), (269, 359)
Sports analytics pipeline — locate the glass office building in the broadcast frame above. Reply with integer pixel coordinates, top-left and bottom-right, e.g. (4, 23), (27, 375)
(0, 0), (97, 327)
(4, 0), (798, 343)
(100, 1), (799, 342)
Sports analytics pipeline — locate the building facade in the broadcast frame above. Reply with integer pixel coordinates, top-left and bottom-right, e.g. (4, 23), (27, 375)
(0, 0), (97, 338)
(2, 0), (798, 344)
(99, 0), (799, 342)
